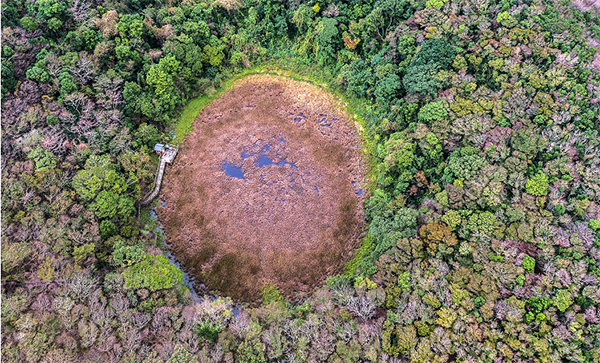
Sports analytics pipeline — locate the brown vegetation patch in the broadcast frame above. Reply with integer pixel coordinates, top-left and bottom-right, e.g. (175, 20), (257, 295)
(157, 75), (366, 303)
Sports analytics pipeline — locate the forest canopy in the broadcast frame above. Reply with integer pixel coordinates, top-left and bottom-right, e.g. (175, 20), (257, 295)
(2, 0), (600, 361)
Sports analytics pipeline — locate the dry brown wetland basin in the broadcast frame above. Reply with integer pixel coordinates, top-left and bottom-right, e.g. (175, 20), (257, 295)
(157, 75), (366, 303)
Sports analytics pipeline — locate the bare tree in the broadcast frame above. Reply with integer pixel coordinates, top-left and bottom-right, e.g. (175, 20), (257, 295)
(64, 92), (87, 115)
(345, 296), (376, 319)
(70, 0), (92, 24)
(121, 327), (141, 354)
(78, 320), (99, 348)
(45, 53), (63, 77)
(94, 75), (125, 110)
(229, 311), (250, 339)
(210, 344), (223, 363)
(96, 328), (117, 353)
(67, 271), (98, 303)
(131, 312), (152, 330)
(70, 55), (94, 85)
(42, 126), (69, 155)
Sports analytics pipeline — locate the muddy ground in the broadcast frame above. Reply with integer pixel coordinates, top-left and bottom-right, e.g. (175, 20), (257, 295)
(157, 75), (366, 304)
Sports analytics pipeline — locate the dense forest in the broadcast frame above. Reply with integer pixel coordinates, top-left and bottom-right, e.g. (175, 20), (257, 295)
(3, 0), (600, 361)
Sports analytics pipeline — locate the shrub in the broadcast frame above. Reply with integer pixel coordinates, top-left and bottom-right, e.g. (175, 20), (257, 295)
(260, 284), (283, 305)
(194, 320), (221, 343)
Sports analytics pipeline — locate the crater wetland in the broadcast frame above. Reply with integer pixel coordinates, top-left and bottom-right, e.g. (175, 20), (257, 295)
(157, 76), (367, 303)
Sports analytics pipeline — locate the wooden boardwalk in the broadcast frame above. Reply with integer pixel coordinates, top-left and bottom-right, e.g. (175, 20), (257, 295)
(141, 146), (178, 205)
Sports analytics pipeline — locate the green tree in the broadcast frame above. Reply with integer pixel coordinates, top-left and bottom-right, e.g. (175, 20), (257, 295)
(73, 166), (127, 202)
(145, 55), (182, 121)
(112, 240), (145, 267)
(418, 101), (448, 123)
(315, 18), (339, 64)
(26, 66), (50, 83)
(384, 132), (415, 174)
(444, 147), (488, 182)
(73, 244), (95, 265)
(526, 171), (549, 196)
(27, 147), (56, 171)
(122, 255), (183, 291)
(382, 321), (417, 356)
(180, 21), (210, 45)
(403, 38), (456, 95)
(554, 289), (573, 312)
(369, 207), (419, 256)
(100, 220), (118, 239)
(59, 72), (77, 95)
(28, 0), (67, 31)
(466, 211), (497, 235)
(20, 16), (38, 31)
(90, 190), (119, 218)
(82, 29), (101, 52)
(202, 44), (225, 68)
(403, 63), (442, 96)
(522, 255), (535, 272)
(117, 14), (143, 39)
(166, 345), (199, 363)
(1, 60), (16, 97)
(261, 284), (283, 305)
(374, 74), (403, 106)
(236, 339), (266, 363)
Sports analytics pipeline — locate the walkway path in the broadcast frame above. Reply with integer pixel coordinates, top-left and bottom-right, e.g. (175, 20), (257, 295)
(141, 146), (178, 205)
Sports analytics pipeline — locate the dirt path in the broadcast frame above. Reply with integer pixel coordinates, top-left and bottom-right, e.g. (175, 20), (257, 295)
(157, 75), (366, 303)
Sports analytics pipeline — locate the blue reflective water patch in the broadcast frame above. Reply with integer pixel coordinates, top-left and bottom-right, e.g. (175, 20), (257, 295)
(294, 113), (306, 122)
(257, 156), (273, 167)
(352, 181), (364, 196)
(222, 161), (245, 179)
